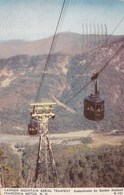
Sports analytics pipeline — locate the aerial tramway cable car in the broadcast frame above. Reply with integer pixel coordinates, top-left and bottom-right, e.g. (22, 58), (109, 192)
(28, 102), (56, 135)
(84, 72), (104, 121)
(28, 105), (40, 135)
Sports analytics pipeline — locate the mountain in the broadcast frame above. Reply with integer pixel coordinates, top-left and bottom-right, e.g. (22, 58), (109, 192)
(0, 32), (124, 134)
(0, 32), (123, 59)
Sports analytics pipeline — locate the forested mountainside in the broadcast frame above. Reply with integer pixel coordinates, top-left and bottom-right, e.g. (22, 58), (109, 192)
(1, 142), (124, 187)
(0, 143), (23, 187)
(22, 142), (124, 187)
(0, 32), (124, 134)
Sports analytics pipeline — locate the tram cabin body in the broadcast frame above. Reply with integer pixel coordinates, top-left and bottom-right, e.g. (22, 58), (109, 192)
(84, 93), (104, 121)
(28, 119), (39, 135)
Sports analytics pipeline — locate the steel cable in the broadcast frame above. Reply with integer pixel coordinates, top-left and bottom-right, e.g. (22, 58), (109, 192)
(35, 0), (69, 102)
(56, 42), (124, 111)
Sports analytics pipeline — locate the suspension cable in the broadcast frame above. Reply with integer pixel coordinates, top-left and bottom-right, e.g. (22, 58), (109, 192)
(35, 0), (69, 102)
(98, 43), (124, 75)
(57, 42), (124, 108)
(35, 7), (124, 107)
(69, 17), (124, 90)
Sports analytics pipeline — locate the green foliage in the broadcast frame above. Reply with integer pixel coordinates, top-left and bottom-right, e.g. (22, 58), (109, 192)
(22, 143), (38, 187)
(1, 142), (124, 187)
(22, 143), (124, 187)
(0, 143), (23, 187)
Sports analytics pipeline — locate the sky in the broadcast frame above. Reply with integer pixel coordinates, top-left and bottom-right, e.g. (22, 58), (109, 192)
(0, 0), (124, 41)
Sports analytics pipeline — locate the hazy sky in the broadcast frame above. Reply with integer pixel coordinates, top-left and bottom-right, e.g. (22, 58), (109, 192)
(0, 0), (124, 40)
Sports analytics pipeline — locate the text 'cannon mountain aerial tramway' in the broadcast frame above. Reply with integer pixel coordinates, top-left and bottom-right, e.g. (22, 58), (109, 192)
(0, 0), (124, 188)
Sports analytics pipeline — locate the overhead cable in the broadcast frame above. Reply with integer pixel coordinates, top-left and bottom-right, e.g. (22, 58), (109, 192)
(58, 42), (124, 107)
(35, 0), (69, 102)
(70, 17), (124, 90)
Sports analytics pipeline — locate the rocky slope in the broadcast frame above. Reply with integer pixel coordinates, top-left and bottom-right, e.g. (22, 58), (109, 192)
(0, 32), (124, 134)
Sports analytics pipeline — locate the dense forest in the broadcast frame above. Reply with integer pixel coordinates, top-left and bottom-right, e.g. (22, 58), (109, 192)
(1, 142), (124, 187)
(0, 143), (23, 187)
